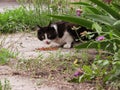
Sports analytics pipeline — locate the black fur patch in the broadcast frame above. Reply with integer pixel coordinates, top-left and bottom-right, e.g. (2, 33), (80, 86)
(37, 21), (98, 42)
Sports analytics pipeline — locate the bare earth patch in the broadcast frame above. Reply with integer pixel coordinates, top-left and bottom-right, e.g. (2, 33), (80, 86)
(0, 32), (96, 90)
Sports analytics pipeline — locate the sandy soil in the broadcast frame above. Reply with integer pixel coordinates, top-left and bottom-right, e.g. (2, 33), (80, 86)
(0, 32), (58, 90)
(0, 32), (96, 90)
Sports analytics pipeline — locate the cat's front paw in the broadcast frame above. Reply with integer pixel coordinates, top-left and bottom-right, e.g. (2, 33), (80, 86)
(63, 44), (71, 49)
(49, 42), (60, 47)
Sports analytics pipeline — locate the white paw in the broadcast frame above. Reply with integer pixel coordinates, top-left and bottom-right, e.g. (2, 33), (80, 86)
(63, 44), (71, 48)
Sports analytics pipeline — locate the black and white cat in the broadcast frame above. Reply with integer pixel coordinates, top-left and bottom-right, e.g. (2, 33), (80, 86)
(37, 21), (97, 48)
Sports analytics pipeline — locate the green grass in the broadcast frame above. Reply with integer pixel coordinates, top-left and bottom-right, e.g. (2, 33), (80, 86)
(0, 7), (52, 33)
(0, 79), (12, 90)
(0, 0), (76, 33)
(0, 48), (16, 65)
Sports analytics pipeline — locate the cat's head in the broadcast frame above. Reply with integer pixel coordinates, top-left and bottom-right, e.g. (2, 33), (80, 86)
(37, 25), (57, 44)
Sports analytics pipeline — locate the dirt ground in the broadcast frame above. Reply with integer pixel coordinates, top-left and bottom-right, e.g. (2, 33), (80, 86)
(0, 32), (96, 90)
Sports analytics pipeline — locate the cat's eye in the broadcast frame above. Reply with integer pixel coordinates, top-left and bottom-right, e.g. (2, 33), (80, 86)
(41, 36), (45, 39)
(48, 35), (51, 38)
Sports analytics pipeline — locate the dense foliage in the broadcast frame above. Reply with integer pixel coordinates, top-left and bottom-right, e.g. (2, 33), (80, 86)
(0, 0), (75, 33)
(50, 0), (120, 89)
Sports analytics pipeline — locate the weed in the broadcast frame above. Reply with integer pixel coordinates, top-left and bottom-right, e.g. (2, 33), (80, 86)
(0, 79), (12, 90)
(0, 7), (36, 33)
(15, 50), (86, 79)
(0, 48), (16, 65)
(0, 81), (2, 90)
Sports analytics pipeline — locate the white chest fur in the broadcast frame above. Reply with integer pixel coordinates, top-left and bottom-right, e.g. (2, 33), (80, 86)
(53, 31), (74, 48)
(51, 24), (74, 48)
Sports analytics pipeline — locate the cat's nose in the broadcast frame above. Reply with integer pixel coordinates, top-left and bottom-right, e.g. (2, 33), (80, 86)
(46, 41), (50, 44)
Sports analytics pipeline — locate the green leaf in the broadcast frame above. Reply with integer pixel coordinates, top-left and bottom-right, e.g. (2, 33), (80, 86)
(86, 14), (117, 25)
(113, 20), (120, 31)
(102, 60), (110, 67)
(109, 61), (120, 81)
(68, 78), (79, 83)
(112, 3), (120, 12)
(112, 20), (120, 37)
(72, 2), (102, 14)
(83, 65), (93, 75)
(75, 39), (119, 53)
(49, 15), (93, 29)
(86, 6), (102, 15)
(114, 50), (120, 61)
(79, 75), (84, 82)
(89, 0), (120, 19)
(92, 22), (102, 34)
(71, 2), (91, 7)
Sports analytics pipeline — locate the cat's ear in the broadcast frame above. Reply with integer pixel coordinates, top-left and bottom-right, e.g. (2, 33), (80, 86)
(48, 21), (52, 26)
(36, 25), (41, 31)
